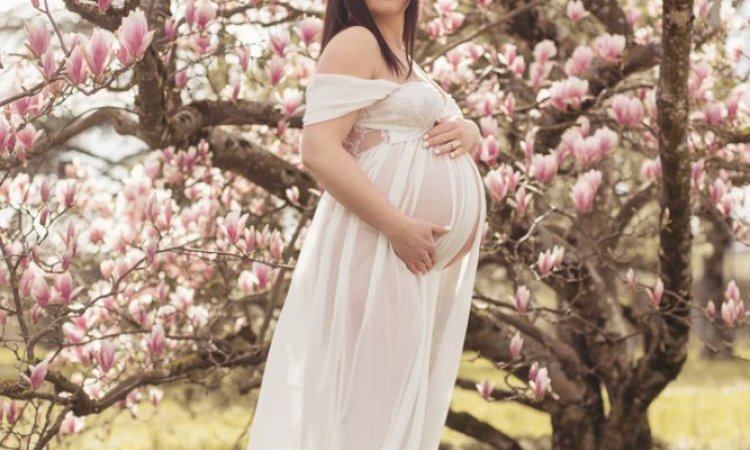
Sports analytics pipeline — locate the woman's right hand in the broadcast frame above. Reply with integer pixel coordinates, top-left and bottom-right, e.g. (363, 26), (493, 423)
(385, 214), (451, 275)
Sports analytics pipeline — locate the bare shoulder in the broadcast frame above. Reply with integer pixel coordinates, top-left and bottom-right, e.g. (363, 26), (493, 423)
(316, 26), (381, 79)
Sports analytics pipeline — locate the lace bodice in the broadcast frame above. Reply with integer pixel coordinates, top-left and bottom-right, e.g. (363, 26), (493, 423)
(302, 66), (463, 157)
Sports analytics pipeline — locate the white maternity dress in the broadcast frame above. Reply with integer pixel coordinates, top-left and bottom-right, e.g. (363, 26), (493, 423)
(246, 63), (487, 450)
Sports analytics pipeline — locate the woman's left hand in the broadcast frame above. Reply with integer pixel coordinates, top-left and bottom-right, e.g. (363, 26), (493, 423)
(422, 116), (481, 159)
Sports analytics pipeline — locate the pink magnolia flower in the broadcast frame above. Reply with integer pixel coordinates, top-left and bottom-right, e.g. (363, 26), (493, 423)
(435, 0), (458, 15)
(175, 70), (188, 87)
(60, 180), (77, 208)
(54, 272), (74, 304)
(703, 102), (725, 126)
(530, 367), (552, 400)
(297, 17), (322, 47)
(279, 88), (303, 118)
(567, 1), (589, 23)
(84, 29), (112, 77)
(0, 118), (13, 151)
(238, 270), (260, 293)
(237, 46), (250, 71)
(626, 268), (637, 289)
(98, 0), (111, 13)
(33, 276), (51, 307)
(61, 411), (84, 434)
(503, 92), (516, 116)
(25, 18), (50, 58)
(185, 0), (197, 27)
(531, 154), (559, 184)
(243, 225), (257, 252)
(648, 278), (664, 307)
(445, 12), (465, 32)
(592, 127), (618, 155)
(564, 45), (593, 77)
(270, 29), (290, 57)
(509, 55), (526, 77)
(725, 280), (740, 302)
(42, 47), (56, 80)
(610, 94), (643, 127)
(533, 39), (557, 64)
(147, 323), (165, 357)
(66, 45), (88, 85)
(256, 224), (271, 250)
(691, 159), (705, 190)
(221, 210), (249, 244)
(478, 135), (499, 166)
(23, 357), (49, 390)
(529, 61), (552, 90)
(709, 178), (726, 204)
(16, 123), (41, 150)
(626, 9), (641, 27)
(253, 261), (273, 289)
(484, 168), (509, 201)
(549, 77), (589, 111)
(537, 246), (564, 276)
(164, 18), (178, 41)
(425, 20), (442, 40)
(195, 1), (216, 30)
(593, 33), (626, 64)
(98, 340), (116, 375)
(513, 285), (531, 313)
(641, 157), (662, 180)
(510, 331), (524, 359)
(285, 185), (300, 206)
(117, 9), (155, 65)
(7, 400), (19, 424)
(529, 361), (539, 381)
(570, 170), (602, 214)
(269, 230), (283, 259)
(705, 300), (716, 320)
(475, 378), (495, 401)
(515, 186), (533, 216)
(268, 55), (285, 86)
(721, 299), (739, 327)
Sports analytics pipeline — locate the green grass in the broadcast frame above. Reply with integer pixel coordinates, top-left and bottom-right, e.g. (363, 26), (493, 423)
(48, 345), (750, 450)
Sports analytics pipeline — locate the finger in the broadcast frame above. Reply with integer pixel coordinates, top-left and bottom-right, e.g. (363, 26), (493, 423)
(433, 223), (451, 235)
(433, 135), (462, 155)
(424, 127), (459, 150)
(440, 140), (461, 156)
(415, 261), (427, 274)
(428, 247), (437, 265)
(428, 130), (460, 152)
(447, 143), (465, 158)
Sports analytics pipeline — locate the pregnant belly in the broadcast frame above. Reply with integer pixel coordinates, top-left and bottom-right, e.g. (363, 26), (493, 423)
(355, 141), (483, 271)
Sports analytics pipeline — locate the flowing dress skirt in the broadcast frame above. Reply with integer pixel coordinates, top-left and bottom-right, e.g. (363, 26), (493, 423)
(246, 129), (487, 450)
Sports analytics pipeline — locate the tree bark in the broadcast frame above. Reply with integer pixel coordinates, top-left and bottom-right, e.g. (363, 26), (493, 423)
(601, 0), (695, 447)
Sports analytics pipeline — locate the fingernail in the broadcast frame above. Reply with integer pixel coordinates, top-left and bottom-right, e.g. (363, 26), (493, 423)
(423, 135), (428, 141)
(444, 225), (451, 230)
(433, 148), (439, 154)
(422, 141), (428, 148)
(449, 154), (454, 158)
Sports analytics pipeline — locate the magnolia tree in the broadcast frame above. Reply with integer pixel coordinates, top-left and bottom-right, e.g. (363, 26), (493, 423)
(0, 0), (749, 449)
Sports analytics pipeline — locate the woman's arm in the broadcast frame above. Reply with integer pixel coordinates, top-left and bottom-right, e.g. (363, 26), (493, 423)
(300, 26), (407, 238)
(300, 26), (450, 274)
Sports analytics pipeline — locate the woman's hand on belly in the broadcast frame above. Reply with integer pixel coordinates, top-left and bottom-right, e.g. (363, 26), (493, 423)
(384, 215), (451, 275)
(422, 117), (481, 159)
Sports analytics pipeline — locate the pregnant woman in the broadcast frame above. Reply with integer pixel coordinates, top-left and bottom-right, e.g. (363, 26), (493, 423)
(246, 0), (487, 448)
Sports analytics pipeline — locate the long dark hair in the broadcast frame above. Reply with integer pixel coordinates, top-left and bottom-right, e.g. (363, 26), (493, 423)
(319, 0), (418, 79)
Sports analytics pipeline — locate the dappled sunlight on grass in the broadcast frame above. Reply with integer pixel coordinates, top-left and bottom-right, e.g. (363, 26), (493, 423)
(14, 343), (750, 449)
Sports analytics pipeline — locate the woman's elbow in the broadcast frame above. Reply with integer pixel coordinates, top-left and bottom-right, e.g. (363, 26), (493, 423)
(300, 131), (326, 168)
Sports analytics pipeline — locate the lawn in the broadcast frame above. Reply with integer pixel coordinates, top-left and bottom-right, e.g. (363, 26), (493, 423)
(45, 344), (750, 450)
